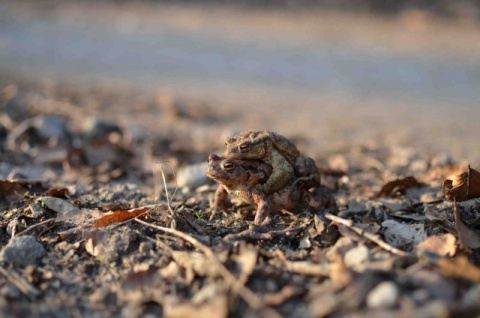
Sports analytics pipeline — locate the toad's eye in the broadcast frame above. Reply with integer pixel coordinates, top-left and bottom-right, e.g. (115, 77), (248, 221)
(222, 162), (234, 171)
(239, 143), (250, 151)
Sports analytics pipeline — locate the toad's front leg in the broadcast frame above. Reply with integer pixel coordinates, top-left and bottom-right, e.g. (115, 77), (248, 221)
(251, 190), (272, 225)
(213, 184), (230, 211)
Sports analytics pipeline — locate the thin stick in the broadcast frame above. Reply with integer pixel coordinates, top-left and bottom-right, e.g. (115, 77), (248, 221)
(0, 266), (40, 298)
(134, 218), (280, 317)
(224, 222), (310, 242)
(325, 213), (412, 257)
(15, 218), (55, 236)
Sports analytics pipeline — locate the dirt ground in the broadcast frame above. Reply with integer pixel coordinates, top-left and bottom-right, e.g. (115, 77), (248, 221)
(2, 2), (480, 318)
(1, 74), (480, 318)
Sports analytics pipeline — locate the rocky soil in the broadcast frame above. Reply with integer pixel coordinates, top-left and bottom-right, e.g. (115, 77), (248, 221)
(1, 74), (480, 317)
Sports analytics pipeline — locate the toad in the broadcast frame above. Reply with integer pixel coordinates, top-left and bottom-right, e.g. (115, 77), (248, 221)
(224, 130), (320, 194)
(206, 154), (318, 225)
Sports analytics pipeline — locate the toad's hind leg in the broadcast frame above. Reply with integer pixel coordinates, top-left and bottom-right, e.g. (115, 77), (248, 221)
(304, 186), (338, 215)
(259, 151), (295, 194)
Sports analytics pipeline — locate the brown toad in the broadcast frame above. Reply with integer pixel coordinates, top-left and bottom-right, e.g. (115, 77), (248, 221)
(224, 130), (319, 194)
(207, 154), (318, 225)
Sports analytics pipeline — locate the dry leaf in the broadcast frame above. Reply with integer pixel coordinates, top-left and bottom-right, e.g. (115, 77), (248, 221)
(93, 207), (148, 228)
(436, 255), (480, 282)
(46, 187), (70, 199)
(416, 233), (456, 257)
(453, 200), (480, 251)
(0, 180), (28, 203)
(376, 176), (424, 198)
(382, 220), (427, 248)
(444, 165), (480, 201)
(423, 204), (456, 233)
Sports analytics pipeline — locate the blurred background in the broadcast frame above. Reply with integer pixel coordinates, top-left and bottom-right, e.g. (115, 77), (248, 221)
(1, 0), (480, 165)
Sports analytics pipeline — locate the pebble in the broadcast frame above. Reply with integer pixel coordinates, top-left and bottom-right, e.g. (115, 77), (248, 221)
(0, 236), (46, 266)
(366, 281), (399, 309)
(431, 153), (454, 167)
(81, 117), (122, 143)
(176, 162), (210, 189)
(344, 245), (369, 268)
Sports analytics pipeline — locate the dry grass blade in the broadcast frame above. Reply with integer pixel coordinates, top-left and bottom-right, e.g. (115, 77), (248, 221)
(134, 218), (281, 318)
(154, 161), (180, 228)
(15, 218), (55, 236)
(325, 213), (412, 257)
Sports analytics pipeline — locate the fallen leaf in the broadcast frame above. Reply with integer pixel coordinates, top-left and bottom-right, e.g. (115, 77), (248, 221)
(423, 204), (456, 233)
(435, 255), (480, 282)
(46, 187), (70, 199)
(382, 220), (427, 248)
(376, 176), (424, 198)
(453, 200), (480, 251)
(444, 165), (480, 201)
(93, 207), (148, 228)
(0, 180), (28, 203)
(39, 196), (82, 221)
(416, 233), (456, 257)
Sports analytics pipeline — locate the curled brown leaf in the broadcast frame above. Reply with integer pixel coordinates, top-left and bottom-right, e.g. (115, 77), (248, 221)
(93, 207), (148, 228)
(444, 165), (480, 201)
(375, 176), (424, 198)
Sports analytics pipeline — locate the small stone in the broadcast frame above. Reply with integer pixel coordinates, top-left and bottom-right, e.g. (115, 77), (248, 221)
(82, 118), (122, 143)
(367, 281), (399, 309)
(139, 241), (153, 253)
(176, 162), (210, 189)
(28, 202), (46, 218)
(462, 285), (480, 307)
(0, 236), (46, 266)
(344, 245), (369, 268)
(431, 153), (454, 167)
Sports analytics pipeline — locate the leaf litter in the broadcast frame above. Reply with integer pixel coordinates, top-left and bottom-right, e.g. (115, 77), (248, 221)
(1, 76), (480, 317)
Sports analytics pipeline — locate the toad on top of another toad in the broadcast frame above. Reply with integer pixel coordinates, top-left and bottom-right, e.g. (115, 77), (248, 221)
(207, 154), (317, 225)
(224, 130), (300, 194)
(224, 130), (321, 193)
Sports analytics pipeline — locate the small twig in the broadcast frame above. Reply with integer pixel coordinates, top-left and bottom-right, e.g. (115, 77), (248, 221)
(134, 218), (280, 318)
(15, 218), (56, 236)
(276, 259), (330, 277)
(224, 222), (310, 242)
(0, 266), (40, 298)
(325, 213), (412, 257)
